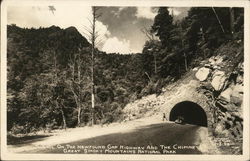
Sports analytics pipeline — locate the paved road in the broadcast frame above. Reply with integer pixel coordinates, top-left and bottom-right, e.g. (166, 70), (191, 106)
(33, 122), (204, 154)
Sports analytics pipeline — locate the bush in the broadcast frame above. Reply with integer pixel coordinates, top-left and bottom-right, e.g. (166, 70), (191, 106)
(10, 124), (26, 134)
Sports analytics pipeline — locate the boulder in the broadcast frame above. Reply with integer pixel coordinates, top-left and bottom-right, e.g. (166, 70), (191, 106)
(236, 75), (243, 84)
(213, 65), (221, 70)
(200, 60), (207, 65)
(232, 111), (243, 118)
(192, 67), (199, 71)
(219, 83), (243, 106)
(235, 121), (243, 128)
(231, 126), (242, 138)
(231, 95), (243, 106)
(215, 56), (223, 64)
(211, 71), (227, 91)
(209, 56), (216, 65)
(225, 112), (232, 119)
(231, 84), (243, 106)
(226, 120), (234, 127)
(222, 103), (238, 112)
(195, 67), (211, 81)
(221, 129), (230, 137)
(209, 56), (224, 65)
(162, 88), (167, 92)
(215, 122), (225, 134)
(220, 87), (233, 102)
(204, 64), (212, 68)
(233, 84), (243, 94)
(238, 62), (243, 70)
(212, 70), (225, 78)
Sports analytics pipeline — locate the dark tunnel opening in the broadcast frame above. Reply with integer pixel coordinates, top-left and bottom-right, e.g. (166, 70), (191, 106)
(169, 101), (208, 127)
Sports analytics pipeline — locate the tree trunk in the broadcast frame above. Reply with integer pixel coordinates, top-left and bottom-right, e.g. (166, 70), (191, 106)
(184, 53), (188, 71)
(178, 64), (181, 77)
(60, 108), (67, 130)
(181, 38), (188, 72)
(145, 72), (152, 82)
(212, 7), (225, 33)
(77, 56), (82, 126)
(229, 7), (235, 34)
(56, 100), (67, 129)
(77, 107), (81, 126)
(91, 7), (98, 126)
(154, 54), (157, 74)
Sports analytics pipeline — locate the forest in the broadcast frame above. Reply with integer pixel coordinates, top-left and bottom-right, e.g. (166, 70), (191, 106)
(7, 7), (244, 134)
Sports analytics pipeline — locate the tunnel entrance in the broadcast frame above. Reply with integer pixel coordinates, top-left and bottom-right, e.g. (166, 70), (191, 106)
(169, 101), (207, 127)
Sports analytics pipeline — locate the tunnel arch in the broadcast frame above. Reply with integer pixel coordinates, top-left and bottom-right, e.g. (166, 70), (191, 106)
(169, 101), (208, 127)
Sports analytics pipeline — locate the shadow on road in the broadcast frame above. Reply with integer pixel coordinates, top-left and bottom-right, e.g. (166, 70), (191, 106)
(32, 122), (203, 154)
(7, 134), (50, 146)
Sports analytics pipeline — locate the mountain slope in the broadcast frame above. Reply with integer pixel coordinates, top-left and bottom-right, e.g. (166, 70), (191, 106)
(7, 25), (151, 131)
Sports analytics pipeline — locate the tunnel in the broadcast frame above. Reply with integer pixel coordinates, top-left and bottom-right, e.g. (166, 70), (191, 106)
(169, 101), (207, 127)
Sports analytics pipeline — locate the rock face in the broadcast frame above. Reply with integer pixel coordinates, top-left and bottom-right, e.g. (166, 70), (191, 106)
(195, 54), (243, 147)
(195, 67), (211, 81)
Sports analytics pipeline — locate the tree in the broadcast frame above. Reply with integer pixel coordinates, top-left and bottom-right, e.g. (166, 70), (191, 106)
(151, 7), (174, 49)
(185, 7), (233, 54)
(82, 7), (102, 125)
(141, 27), (161, 75)
(149, 7), (186, 79)
(47, 50), (68, 129)
(66, 48), (91, 126)
(142, 39), (161, 76)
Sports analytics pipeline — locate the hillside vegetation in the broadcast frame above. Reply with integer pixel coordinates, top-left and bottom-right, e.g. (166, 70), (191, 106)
(7, 7), (244, 135)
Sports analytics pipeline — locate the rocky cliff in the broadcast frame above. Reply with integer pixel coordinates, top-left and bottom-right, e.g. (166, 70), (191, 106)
(195, 40), (243, 154)
(122, 40), (244, 154)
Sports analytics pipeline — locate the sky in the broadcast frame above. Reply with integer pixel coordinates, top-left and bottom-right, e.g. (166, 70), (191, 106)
(7, 6), (189, 54)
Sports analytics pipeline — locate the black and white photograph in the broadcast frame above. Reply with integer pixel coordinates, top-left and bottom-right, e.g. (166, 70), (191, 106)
(1, 0), (249, 160)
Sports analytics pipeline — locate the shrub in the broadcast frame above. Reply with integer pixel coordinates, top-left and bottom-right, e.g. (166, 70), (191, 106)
(10, 124), (25, 134)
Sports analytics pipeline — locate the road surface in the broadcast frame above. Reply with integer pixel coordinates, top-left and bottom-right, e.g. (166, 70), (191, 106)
(29, 122), (204, 154)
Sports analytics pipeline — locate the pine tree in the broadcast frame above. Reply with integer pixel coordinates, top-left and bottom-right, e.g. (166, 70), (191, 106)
(151, 7), (174, 49)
